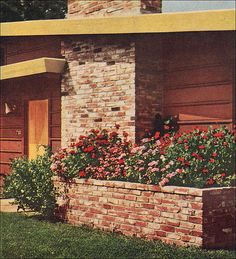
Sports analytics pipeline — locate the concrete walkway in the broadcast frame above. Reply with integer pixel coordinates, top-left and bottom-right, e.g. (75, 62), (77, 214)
(0, 199), (18, 212)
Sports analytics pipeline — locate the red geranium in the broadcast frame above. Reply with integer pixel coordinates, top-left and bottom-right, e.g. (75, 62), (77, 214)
(84, 146), (94, 153)
(154, 131), (160, 139)
(213, 132), (224, 138)
(118, 159), (125, 165)
(177, 157), (185, 162)
(198, 145), (205, 149)
(207, 178), (215, 185)
(123, 131), (129, 138)
(79, 171), (86, 177)
(75, 141), (83, 148)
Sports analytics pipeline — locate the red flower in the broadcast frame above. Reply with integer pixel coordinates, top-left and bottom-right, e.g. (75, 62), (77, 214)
(202, 135), (208, 139)
(213, 132), (224, 138)
(115, 124), (120, 129)
(209, 158), (215, 163)
(183, 139), (188, 143)
(75, 141), (83, 148)
(185, 161), (190, 166)
(192, 152), (198, 157)
(79, 171), (86, 177)
(84, 146), (94, 153)
(97, 134), (105, 139)
(123, 131), (129, 138)
(164, 133), (170, 138)
(202, 169), (209, 173)
(221, 173), (226, 177)
(69, 150), (76, 155)
(185, 145), (189, 150)
(91, 129), (99, 134)
(177, 169), (183, 174)
(177, 157), (185, 162)
(110, 132), (118, 138)
(118, 159), (124, 165)
(155, 131), (160, 139)
(198, 145), (205, 149)
(79, 135), (87, 139)
(207, 178), (215, 185)
(212, 152), (217, 157)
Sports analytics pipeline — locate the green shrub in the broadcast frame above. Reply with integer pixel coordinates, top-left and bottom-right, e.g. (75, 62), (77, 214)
(4, 147), (57, 218)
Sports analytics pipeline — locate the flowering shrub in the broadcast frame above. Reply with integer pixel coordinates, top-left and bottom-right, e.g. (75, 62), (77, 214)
(51, 126), (132, 180)
(51, 126), (235, 188)
(160, 127), (235, 188)
(125, 132), (171, 184)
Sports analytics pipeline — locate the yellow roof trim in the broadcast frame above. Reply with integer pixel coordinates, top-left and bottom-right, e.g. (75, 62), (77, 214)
(0, 9), (235, 36)
(0, 58), (66, 80)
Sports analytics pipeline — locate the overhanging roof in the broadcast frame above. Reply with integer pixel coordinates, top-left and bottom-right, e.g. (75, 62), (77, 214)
(0, 58), (66, 80)
(0, 9), (235, 36)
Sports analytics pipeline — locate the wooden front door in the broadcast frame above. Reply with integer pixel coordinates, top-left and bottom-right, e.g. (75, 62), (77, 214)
(28, 100), (48, 160)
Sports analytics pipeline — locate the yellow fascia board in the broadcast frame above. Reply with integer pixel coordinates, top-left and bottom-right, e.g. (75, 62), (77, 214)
(0, 9), (235, 36)
(0, 58), (66, 80)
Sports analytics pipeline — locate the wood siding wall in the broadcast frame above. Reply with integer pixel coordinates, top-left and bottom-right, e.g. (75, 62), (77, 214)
(163, 31), (235, 130)
(0, 74), (61, 176)
(1, 36), (61, 65)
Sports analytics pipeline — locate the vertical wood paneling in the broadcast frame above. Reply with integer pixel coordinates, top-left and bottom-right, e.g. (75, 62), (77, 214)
(28, 99), (49, 160)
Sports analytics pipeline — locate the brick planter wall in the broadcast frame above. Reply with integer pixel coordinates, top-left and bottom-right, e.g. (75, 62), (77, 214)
(54, 177), (235, 249)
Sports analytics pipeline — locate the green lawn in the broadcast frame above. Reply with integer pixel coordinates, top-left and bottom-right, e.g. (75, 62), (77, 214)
(0, 213), (235, 259)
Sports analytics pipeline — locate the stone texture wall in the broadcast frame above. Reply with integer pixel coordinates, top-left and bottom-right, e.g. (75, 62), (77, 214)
(55, 178), (235, 248)
(68, 0), (161, 18)
(61, 36), (136, 146)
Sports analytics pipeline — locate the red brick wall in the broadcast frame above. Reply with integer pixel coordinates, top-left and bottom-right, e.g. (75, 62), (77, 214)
(54, 178), (235, 248)
(68, 0), (161, 18)
(61, 35), (136, 145)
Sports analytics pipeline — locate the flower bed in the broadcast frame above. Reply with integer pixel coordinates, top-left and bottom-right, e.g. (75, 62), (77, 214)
(52, 126), (235, 248)
(51, 126), (235, 188)
(54, 177), (235, 249)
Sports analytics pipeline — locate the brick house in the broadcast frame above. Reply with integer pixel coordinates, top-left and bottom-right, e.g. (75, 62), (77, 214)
(0, 0), (235, 184)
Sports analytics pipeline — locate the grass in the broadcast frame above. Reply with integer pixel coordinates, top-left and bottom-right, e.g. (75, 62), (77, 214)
(0, 213), (235, 259)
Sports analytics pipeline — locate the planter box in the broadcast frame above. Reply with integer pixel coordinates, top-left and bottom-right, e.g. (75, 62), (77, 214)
(54, 177), (235, 248)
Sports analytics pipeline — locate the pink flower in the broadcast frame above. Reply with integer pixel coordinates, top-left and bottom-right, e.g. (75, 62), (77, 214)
(50, 164), (57, 171)
(148, 161), (158, 167)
